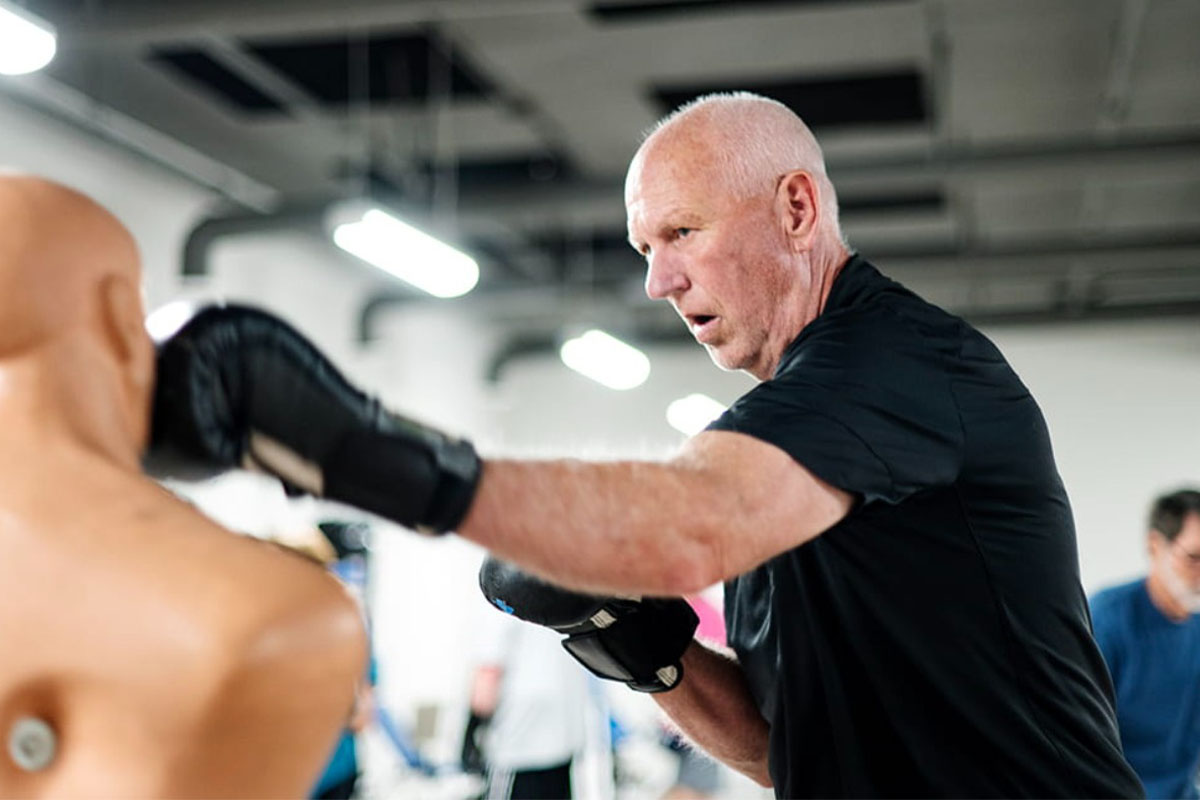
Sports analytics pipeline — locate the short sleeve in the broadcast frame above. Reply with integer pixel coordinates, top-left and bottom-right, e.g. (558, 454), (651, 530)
(708, 309), (963, 506)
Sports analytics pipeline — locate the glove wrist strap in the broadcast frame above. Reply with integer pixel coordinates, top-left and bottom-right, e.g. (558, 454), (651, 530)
(323, 430), (481, 534)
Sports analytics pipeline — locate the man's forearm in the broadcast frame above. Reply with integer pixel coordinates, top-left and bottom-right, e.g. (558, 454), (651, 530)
(457, 433), (851, 598)
(654, 640), (772, 787)
(459, 458), (724, 596)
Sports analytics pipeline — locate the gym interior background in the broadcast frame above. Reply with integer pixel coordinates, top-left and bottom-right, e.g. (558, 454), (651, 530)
(2, 0), (1198, 797)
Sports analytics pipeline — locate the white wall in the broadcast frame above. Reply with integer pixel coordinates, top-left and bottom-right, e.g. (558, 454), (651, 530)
(986, 319), (1200, 592)
(0, 92), (213, 306)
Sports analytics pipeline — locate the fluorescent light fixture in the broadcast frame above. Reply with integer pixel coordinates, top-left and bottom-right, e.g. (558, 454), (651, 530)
(332, 208), (478, 298)
(144, 300), (200, 343)
(559, 329), (650, 391)
(0, 2), (56, 76)
(666, 393), (726, 436)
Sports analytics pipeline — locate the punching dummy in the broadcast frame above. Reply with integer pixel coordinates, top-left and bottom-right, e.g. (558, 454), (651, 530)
(0, 174), (367, 798)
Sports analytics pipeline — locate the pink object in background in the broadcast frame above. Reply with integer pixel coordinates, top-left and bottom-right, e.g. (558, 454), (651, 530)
(686, 593), (726, 646)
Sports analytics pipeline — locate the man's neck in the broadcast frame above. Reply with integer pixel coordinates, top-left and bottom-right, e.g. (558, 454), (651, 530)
(749, 247), (853, 381)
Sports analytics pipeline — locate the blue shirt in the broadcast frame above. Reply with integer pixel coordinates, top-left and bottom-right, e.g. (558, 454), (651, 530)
(1092, 579), (1200, 799)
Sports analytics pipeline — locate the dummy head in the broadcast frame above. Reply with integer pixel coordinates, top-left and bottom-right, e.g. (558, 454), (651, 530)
(0, 174), (154, 458)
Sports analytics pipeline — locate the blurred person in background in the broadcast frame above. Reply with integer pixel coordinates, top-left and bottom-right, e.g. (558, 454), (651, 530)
(1091, 488), (1200, 799)
(463, 602), (595, 800)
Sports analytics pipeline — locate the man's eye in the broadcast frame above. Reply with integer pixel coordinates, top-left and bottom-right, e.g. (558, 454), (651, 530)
(675, 227), (693, 238)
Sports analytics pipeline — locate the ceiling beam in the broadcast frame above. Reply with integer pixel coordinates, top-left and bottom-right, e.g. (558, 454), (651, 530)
(1097, 0), (1150, 132)
(449, 130), (1200, 226)
(0, 73), (278, 210)
(56, 0), (581, 47)
(200, 35), (325, 120)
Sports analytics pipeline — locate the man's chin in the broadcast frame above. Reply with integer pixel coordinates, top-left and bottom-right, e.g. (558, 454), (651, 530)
(703, 344), (745, 373)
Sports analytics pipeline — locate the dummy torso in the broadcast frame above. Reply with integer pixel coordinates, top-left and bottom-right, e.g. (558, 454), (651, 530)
(0, 174), (367, 798)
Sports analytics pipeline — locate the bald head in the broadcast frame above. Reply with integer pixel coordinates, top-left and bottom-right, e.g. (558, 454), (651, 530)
(626, 93), (843, 242)
(624, 94), (852, 378)
(0, 174), (141, 356)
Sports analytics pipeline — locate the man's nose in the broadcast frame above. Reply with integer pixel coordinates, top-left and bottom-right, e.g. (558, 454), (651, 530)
(644, 250), (688, 300)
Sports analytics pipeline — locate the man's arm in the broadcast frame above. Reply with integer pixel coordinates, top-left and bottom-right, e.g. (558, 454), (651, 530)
(460, 430), (853, 597)
(477, 559), (767, 781)
(468, 665), (503, 717)
(146, 306), (850, 595)
(654, 641), (772, 787)
(461, 665), (501, 774)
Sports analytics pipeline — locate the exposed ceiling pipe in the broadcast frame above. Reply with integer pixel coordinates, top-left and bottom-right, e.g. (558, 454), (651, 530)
(181, 205), (329, 278)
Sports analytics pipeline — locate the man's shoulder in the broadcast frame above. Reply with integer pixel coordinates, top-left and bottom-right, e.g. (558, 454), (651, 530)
(802, 260), (967, 354)
(780, 287), (965, 382)
(1090, 578), (1146, 619)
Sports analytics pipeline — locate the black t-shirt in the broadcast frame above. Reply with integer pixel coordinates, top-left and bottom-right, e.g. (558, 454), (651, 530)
(710, 255), (1143, 798)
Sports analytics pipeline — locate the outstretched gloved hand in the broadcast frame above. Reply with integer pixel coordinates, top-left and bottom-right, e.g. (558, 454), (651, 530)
(144, 303), (480, 534)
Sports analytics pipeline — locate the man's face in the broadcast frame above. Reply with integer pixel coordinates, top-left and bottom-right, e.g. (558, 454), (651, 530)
(1151, 513), (1200, 612)
(625, 143), (801, 379)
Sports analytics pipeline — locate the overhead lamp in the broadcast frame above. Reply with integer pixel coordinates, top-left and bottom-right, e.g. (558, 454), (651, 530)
(144, 300), (200, 342)
(332, 207), (479, 299)
(666, 393), (726, 436)
(559, 329), (650, 391)
(0, 2), (56, 76)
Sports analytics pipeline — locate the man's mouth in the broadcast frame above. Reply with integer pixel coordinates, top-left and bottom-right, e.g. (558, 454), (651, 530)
(687, 314), (719, 342)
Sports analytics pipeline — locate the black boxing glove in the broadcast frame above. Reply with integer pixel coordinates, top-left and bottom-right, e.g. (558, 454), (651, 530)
(144, 303), (480, 534)
(479, 556), (699, 693)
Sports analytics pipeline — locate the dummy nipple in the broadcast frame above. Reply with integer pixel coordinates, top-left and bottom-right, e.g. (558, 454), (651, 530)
(8, 717), (56, 772)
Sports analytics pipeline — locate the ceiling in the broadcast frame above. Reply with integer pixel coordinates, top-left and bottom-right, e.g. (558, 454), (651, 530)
(5, 0), (1200, 355)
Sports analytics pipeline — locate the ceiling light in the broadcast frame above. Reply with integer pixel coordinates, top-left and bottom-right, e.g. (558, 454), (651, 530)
(0, 2), (56, 76)
(559, 329), (650, 391)
(666, 393), (726, 436)
(144, 300), (200, 343)
(332, 208), (478, 299)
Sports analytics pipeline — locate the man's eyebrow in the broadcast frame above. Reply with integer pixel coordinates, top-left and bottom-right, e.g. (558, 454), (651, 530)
(626, 208), (703, 248)
(661, 209), (703, 226)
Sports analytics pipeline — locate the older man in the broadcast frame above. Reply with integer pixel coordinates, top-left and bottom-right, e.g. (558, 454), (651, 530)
(150, 94), (1142, 797)
(0, 175), (367, 798)
(1092, 489), (1200, 798)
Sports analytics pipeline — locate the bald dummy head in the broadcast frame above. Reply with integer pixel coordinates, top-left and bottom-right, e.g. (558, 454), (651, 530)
(0, 174), (154, 462)
(0, 175), (368, 797)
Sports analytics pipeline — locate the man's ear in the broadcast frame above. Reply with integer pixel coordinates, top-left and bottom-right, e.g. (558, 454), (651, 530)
(776, 170), (821, 252)
(1148, 530), (1165, 561)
